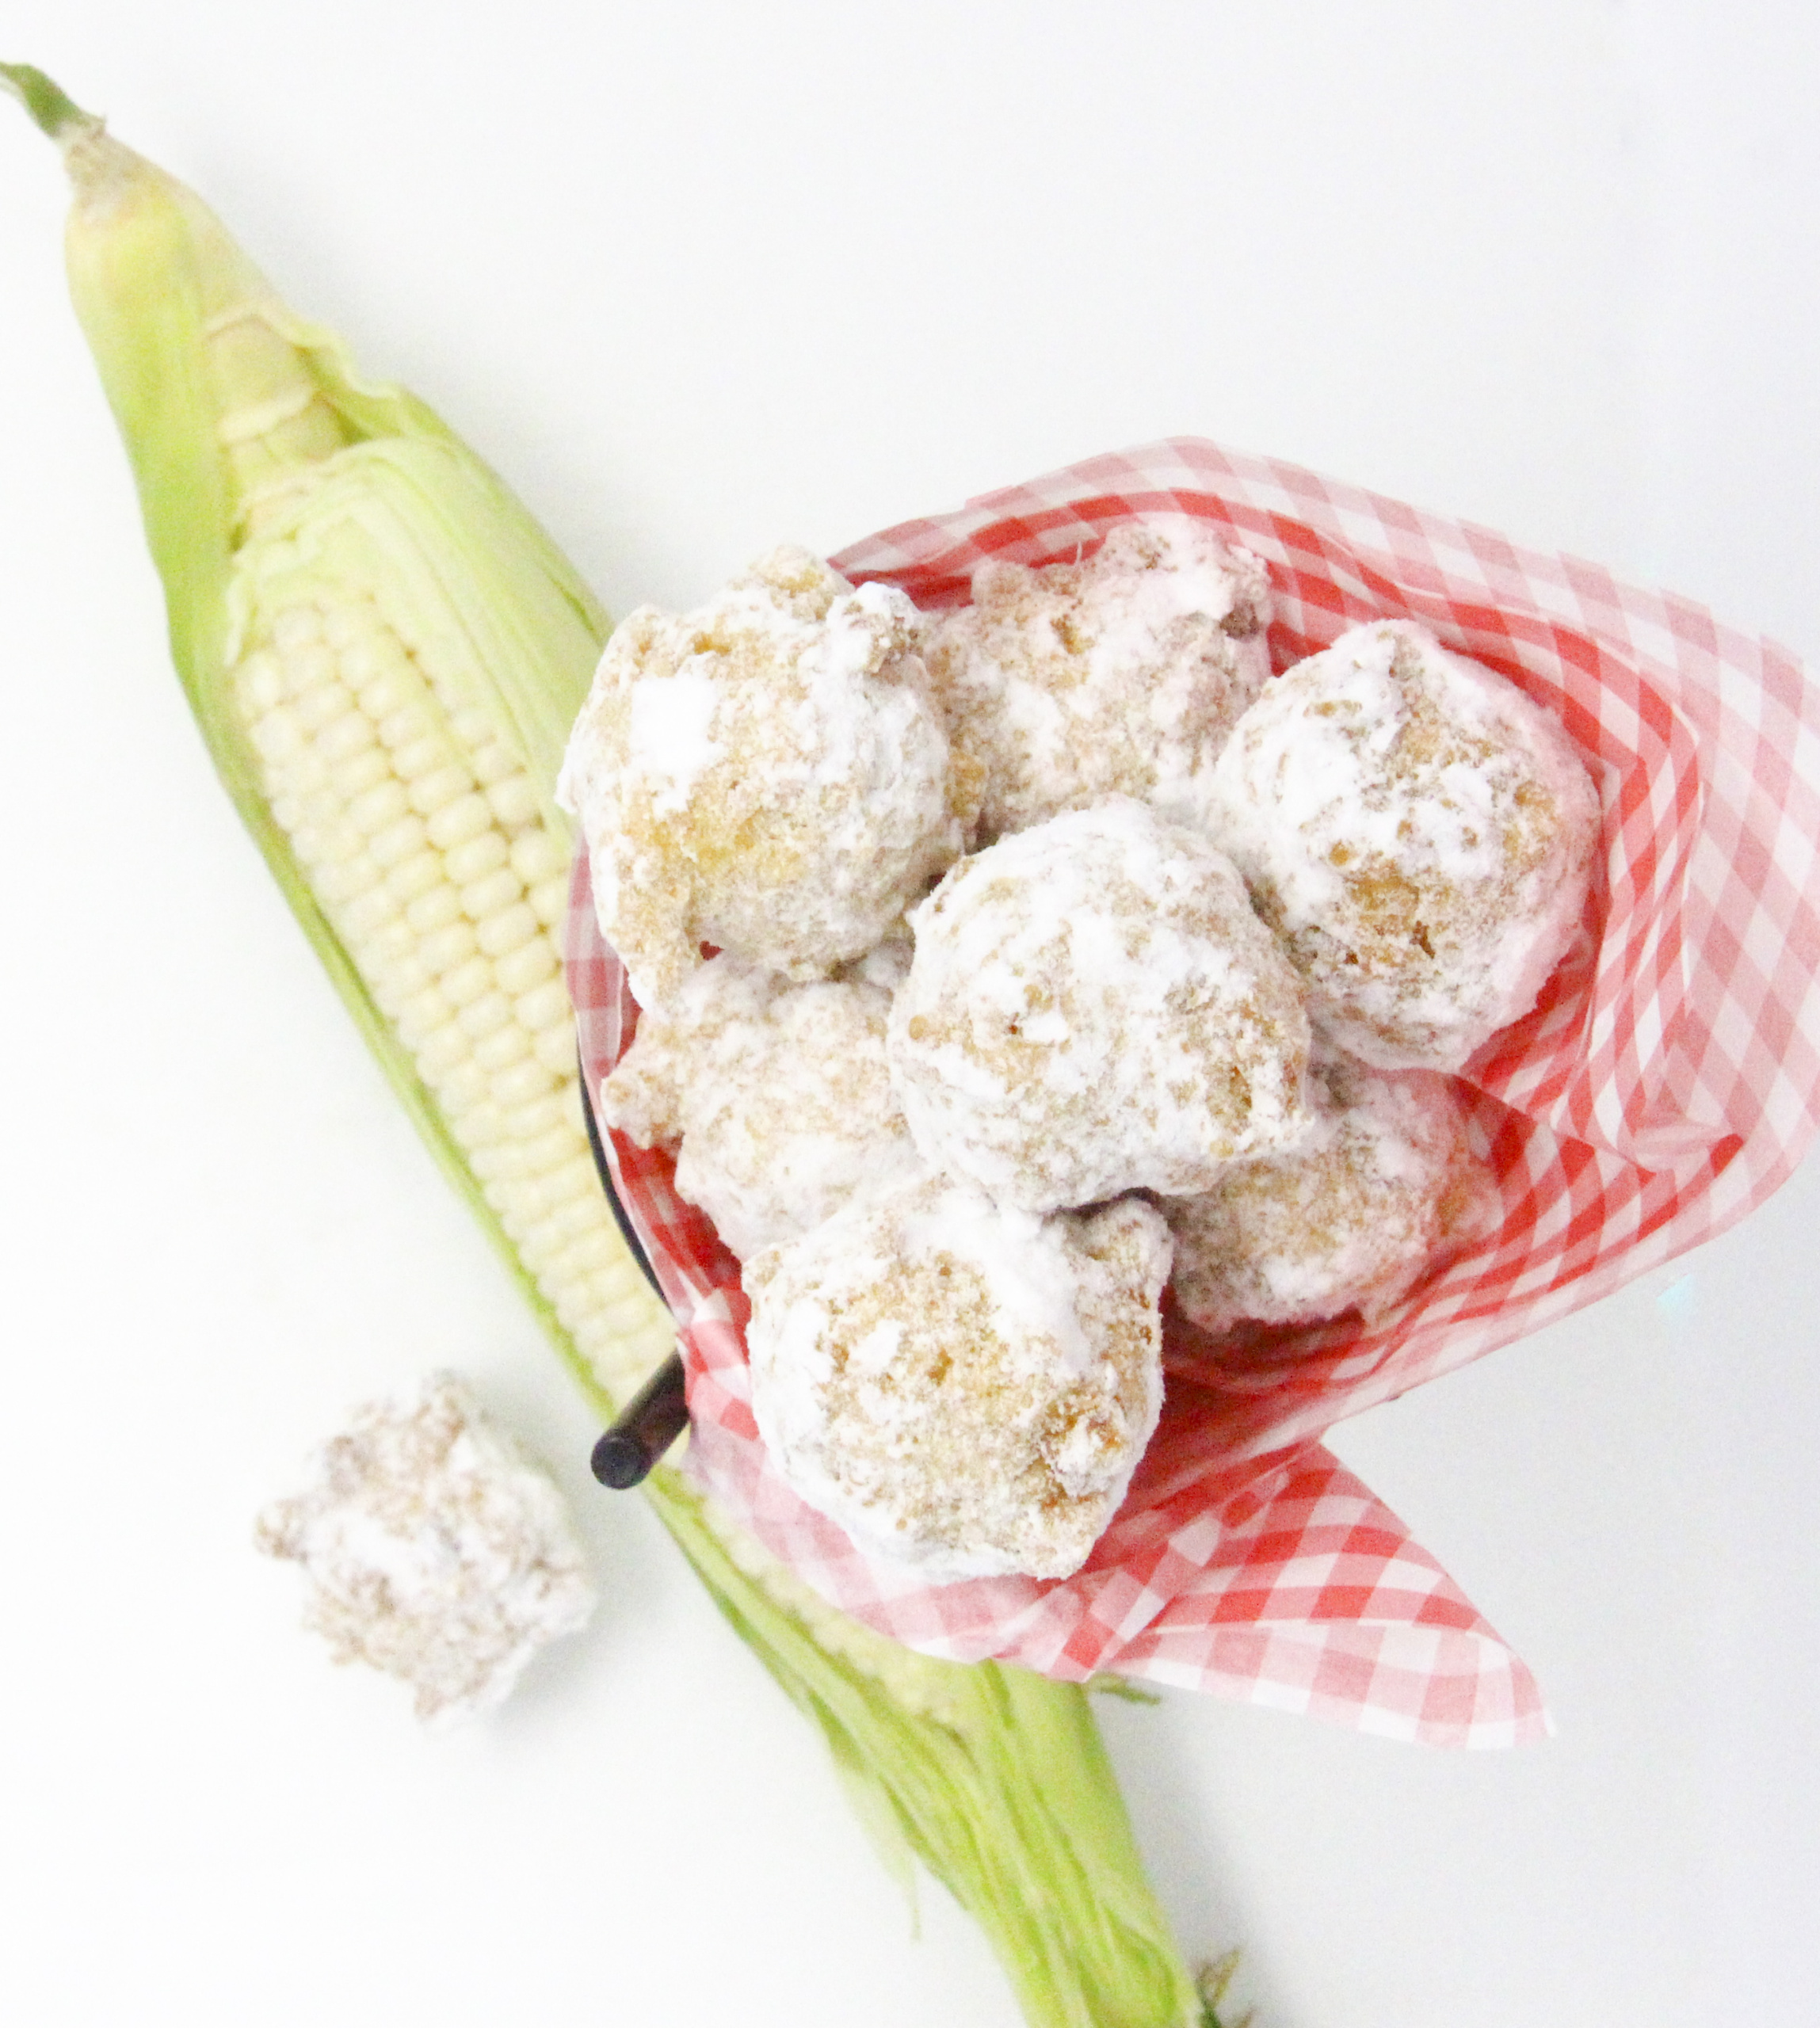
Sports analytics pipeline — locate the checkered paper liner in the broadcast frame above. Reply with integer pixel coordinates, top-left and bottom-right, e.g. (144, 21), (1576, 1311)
(565, 437), (1820, 1748)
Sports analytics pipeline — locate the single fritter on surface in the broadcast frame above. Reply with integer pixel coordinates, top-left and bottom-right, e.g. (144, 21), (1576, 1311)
(255, 1373), (594, 1725)
(746, 1176), (1172, 1580)
(558, 546), (960, 1006)
(925, 517), (1273, 844)
(1210, 619), (1601, 1070)
(598, 950), (922, 1260)
(1161, 1048), (1502, 1336)
(888, 799), (1314, 1214)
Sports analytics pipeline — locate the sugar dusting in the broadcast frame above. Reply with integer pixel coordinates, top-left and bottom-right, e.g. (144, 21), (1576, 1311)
(626, 661), (722, 816)
(1162, 1047), (1502, 1335)
(889, 799), (1314, 1210)
(559, 546), (960, 1006)
(1209, 619), (1601, 1069)
(599, 951), (921, 1259)
(745, 1176), (1170, 1580)
(924, 516), (1272, 842)
(255, 1373), (594, 1726)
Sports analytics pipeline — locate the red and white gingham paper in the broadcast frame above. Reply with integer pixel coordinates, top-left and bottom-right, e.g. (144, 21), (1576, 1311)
(565, 438), (1820, 1748)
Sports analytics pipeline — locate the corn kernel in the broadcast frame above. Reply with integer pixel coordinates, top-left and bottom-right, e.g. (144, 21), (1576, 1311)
(285, 640), (337, 693)
(503, 1092), (569, 1140)
(509, 829), (567, 885)
(378, 703), (436, 750)
(409, 763), (471, 816)
(486, 773), (540, 826)
(495, 939), (558, 995)
(471, 740), (516, 787)
(420, 921), (479, 974)
(515, 978), (573, 1034)
(426, 792), (494, 852)
(392, 733), (447, 781)
(436, 1058), (491, 1115)
(418, 1024), (473, 1077)
(528, 872), (570, 925)
(250, 705), (304, 763)
(317, 853), (383, 905)
(321, 602), (368, 651)
(272, 605), (322, 656)
(355, 665), (415, 722)
(369, 812), (429, 870)
(533, 1021), (578, 1075)
(291, 680), (349, 734)
(439, 954), (495, 1009)
(404, 881), (464, 932)
(317, 710), (378, 764)
(461, 866), (523, 920)
(331, 745), (394, 798)
(349, 780), (412, 836)
(238, 650), (284, 714)
(389, 851), (448, 907)
(472, 1024), (534, 1073)
(492, 1059), (555, 1108)
(445, 830), (509, 885)
(458, 989), (514, 1041)
(476, 902), (540, 959)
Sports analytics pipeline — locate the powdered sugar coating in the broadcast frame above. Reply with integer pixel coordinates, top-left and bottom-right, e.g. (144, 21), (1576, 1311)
(1162, 1049), (1501, 1336)
(746, 1176), (1170, 1580)
(1209, 619), (1601, 1069)
(925, 517), (1273, 843)
(254, 1373), (594, 1726)
(559, 546), (962, 1005)
(888, 799), (1314, 1213)
(598, 952), (921, 1260)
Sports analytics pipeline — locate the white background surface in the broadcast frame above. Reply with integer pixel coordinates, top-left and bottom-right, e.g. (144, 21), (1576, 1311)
(3, 6), (1818, 2025)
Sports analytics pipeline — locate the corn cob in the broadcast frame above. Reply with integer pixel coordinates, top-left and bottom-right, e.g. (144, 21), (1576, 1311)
(5, 64), (1231, 2028)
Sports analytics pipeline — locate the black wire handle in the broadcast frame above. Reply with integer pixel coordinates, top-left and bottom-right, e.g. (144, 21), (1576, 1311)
(589, 1353), (690, 1489)
(578, 1049), (689, 1489)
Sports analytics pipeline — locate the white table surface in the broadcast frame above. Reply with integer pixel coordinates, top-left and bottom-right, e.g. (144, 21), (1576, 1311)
(3, 7), (1818, 2025)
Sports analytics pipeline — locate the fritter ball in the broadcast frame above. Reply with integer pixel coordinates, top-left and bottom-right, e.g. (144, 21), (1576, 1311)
(1209, 619), (1601, 1069)
(1161, 1048), (1501, 1336)
(254, 1373), (595, 1726)
(745, 1176), (1171, 1580)
(925, 517), (1273, 843)
(888, 799), (1314, 1214)
(559, 546), (961, 1006)
(598, 952), (921, 1260)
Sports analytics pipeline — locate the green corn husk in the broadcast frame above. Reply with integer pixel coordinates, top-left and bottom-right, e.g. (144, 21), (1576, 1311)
(5, 64), (1231, 2028)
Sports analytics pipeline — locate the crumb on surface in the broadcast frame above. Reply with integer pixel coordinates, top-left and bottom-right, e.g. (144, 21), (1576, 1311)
(256, 1372), (595, 1725)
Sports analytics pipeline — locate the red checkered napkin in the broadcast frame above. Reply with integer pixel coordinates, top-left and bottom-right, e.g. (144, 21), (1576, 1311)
(566, 438), (1820, 1748)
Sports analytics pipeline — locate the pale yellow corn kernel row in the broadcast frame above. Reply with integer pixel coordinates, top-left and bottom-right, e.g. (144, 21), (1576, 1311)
(231, 592), (675, 1412)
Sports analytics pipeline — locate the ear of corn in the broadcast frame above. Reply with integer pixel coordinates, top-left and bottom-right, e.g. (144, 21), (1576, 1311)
(4, 63), (664, 1410)
(6, 65), (1226, 2028)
